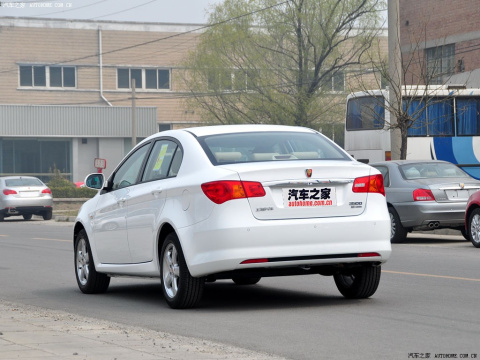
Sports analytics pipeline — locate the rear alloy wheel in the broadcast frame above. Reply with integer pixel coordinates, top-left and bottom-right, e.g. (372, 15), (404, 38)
(468, 208), (480, 248)
(161, 233), (204, 309)
(232, 277), (261, 285)
(388, 207), (407, 243)
(74, 229), (110, 294)
(334, 265), (381, 299)
(23, 214), (32, 220)
(42, 210), (52, 221)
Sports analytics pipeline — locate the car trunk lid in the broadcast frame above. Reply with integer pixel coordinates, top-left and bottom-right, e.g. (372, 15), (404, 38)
(220, 161), (374, 220)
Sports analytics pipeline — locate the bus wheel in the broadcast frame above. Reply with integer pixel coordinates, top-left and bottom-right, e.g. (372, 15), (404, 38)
(388, 207), (407, 243)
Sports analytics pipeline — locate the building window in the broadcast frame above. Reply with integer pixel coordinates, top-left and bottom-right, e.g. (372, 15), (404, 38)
(117, 68), (170, 90)
(321, 71), (345, 92)
(19, 65), (76, 88)
(425, 44), (455, 84)
(50, 66), (76, 87)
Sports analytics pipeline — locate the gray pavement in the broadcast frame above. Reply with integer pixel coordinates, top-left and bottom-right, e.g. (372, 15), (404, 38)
(0, 300), (286, 360)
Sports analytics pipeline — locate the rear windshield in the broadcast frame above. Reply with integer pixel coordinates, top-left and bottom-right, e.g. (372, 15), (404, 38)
(399, 163), (469, 179)
(5, 178), (43, 187)
(198, 131), (350, 165)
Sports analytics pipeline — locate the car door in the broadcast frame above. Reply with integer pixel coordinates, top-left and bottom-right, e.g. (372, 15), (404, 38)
(126, 139), (182, 263)
(92, 143), (150, 264)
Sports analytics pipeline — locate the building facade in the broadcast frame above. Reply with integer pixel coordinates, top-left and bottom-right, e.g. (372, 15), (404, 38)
(0, 16), (205, 182)
(400, 0), (480, 86)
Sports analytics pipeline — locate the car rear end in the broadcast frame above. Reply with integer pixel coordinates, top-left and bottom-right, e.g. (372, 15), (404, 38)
(179, 127), (391, 277)
(392, 162), (480, 230)
(0, 176), (53, 220)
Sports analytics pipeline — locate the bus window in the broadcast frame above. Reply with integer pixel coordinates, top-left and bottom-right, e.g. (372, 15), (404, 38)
(405, 98), (453, 136)
(457, 98), (480, 136)
(346, 96), (385, 130)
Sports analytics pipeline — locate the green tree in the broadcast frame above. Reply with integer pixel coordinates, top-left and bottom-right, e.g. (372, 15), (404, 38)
(183, 0), (385, 132)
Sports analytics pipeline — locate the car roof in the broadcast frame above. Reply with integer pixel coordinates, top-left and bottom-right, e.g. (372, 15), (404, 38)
(0, 176), (41, 180)
(145, 124), (318, 141)
(370, 160), (452, 166)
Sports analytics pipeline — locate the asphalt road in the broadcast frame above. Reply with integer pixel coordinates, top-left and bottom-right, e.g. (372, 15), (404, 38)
(1, 218), (479, 360)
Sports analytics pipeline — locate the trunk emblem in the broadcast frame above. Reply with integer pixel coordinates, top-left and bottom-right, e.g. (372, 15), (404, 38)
(305, 169), (312, 178)
(460, 183), (464, 189)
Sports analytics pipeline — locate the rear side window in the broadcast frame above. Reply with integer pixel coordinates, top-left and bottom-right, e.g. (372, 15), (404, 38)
(198, 131), (350, 165)
(142, 140), (182, 182)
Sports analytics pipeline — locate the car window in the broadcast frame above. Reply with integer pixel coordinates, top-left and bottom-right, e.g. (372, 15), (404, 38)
(372, 166), (389, 187)
(5, 178), (43, 187)
(399, 163), (469, 180)
(111, 144), (150, 190)
(198, 131), (349, 165)
(142, 140), (181, 182)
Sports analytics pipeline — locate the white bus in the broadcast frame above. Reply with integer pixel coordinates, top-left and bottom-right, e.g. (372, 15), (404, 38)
(344, 86), (480, 179)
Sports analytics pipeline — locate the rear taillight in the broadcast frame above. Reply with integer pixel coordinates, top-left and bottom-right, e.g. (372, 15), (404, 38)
(352, 174), (385, 196)
(201, 180), (266, 204)
(42, 188), (52, 194)
(3, 189), (17, 195)
(413, 188), (435, 201)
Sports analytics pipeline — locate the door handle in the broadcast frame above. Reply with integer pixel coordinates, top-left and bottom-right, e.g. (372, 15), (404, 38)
(151, 188), (163, 197)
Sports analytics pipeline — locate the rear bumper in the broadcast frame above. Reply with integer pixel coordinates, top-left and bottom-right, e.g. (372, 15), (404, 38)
(393, 201), (466, 229)
(178, 198), (391, 277)
(1, 205), (52, 216)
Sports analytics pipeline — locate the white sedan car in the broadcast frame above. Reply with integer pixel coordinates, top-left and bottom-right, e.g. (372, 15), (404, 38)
(74, 125), (391, 308)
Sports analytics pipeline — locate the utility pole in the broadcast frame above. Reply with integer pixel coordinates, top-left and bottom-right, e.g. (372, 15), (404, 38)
(388, 0), (402, 160)
(132, 78), (137, 148)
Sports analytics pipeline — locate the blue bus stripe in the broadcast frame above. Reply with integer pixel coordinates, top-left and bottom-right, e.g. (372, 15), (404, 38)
(432, 138), (456, 163)
(452, 137), (479, 164)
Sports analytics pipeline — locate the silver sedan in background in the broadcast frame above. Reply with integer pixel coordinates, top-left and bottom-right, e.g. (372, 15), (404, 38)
(0, 176), (53, 221)
(370, 160), (480, 243)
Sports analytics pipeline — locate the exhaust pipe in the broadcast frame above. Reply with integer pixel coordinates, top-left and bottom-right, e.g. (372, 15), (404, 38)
(428, 221), (440, 229)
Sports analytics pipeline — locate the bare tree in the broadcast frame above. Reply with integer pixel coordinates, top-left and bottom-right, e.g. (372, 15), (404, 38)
(181, 0), (385, 132)
(347, 18), (464, 159)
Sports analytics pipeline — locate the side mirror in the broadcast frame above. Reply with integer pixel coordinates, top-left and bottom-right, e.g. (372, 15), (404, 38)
(85, 173), (105, 190)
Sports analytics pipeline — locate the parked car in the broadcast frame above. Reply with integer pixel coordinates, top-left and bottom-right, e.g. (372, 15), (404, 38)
(370, 160), (480, 243)
(74, 125), (391, 309)
(465, 190), (480, 248)
(0, 176), (53, 221)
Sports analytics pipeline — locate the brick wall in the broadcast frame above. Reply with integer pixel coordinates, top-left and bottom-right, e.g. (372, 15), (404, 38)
(400, 0), (480, 84)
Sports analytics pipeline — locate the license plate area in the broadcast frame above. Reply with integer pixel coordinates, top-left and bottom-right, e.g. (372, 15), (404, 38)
(282, 187), (337, 208)
(445, 190), (469, 200)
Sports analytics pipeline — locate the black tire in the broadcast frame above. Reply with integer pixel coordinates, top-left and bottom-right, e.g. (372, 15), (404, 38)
(160, 232), (204, 309)
(0, 213), (4, 221)
(334, 265), (381, 299)
(42, 210), (53, 221)
(232, 276), (261, 285)
(74, 229), (110, 294)
(468, 208), (480, 248)
(388, 207), (407, 243)
(460, 227), (469, 241)
(23, 214), (32, 220)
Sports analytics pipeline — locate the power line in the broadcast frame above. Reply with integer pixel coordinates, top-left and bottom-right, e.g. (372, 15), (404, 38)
(0, 0), (291, 75)
(91, 0), (158, 20)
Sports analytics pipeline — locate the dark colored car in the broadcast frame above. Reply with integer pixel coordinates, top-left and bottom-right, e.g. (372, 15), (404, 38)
(465, 190), (480, 248)
(370, 160), (480, 243)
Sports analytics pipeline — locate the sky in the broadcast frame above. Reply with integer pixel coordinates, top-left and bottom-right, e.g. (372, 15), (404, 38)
(0, 0), (223, 23)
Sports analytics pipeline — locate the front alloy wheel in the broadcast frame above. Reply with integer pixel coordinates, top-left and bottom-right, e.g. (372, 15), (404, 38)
(74, 230), (110, 293)
(334, 265), (381, 299)
(468, 209), (480, 248)
(161, 233), (204, 309)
